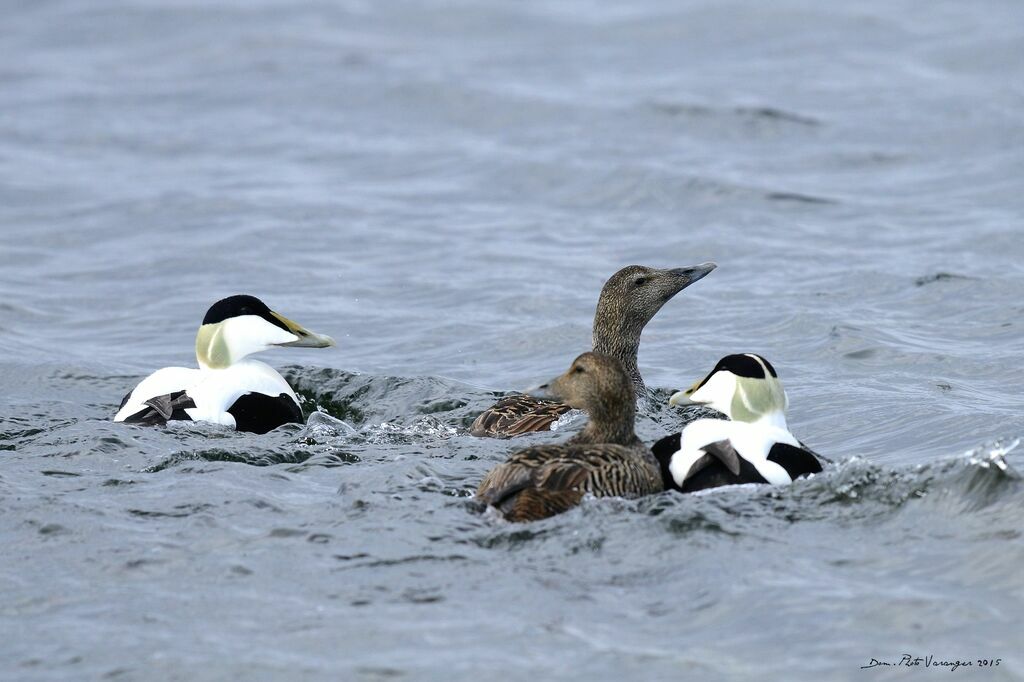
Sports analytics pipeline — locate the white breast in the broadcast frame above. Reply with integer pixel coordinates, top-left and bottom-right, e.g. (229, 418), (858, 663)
(185, 360), (298, 426)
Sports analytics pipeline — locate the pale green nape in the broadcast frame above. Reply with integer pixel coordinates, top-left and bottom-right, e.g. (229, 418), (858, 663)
(730, 376), (787, 423)
(195, 323), (232, 369)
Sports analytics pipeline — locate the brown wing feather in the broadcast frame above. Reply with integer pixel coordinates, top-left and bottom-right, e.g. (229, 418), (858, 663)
(505, 486), (587, 522)
(469, 394), (572, 438)
(476, 459), (536, 507)
(477, 453), (589, 522)
(476, 444), (661, 522)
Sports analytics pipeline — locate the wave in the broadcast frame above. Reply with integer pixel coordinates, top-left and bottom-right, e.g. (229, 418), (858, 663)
(8, 369), (1020, 534)
(468, 440), (1022, 547)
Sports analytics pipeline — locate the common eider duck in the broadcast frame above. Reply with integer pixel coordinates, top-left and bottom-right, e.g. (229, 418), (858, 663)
(470, 262), (716, 438)
(476, 352), (662, 522)
(652, 353), (822, 492)
(114, 295), (335, 434)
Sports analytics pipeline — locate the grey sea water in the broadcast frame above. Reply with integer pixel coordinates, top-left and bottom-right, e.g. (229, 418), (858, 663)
(2, 1), (1023, 679)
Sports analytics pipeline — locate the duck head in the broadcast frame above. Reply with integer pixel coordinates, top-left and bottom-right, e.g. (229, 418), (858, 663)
(594, 262), (717, 343)
(670, 353), (788, 425)
(195, 295), (335, 369)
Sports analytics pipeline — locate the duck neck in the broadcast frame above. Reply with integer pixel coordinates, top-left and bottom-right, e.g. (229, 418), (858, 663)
(592, 324), (644, 394)
(195, 324), (233, 370)
(568, 396), (642, 449)
(747, 410), (789, 431)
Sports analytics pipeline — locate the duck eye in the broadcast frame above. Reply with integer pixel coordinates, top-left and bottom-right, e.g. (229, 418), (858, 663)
(573, 366), (585, 374)
(634, 277), (647, 287)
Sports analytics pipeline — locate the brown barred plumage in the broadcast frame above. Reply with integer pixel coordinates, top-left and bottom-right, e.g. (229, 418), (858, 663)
(476, 444), (662, 522)
(476, 352), (662, 522)
(468, 394), (572, 438)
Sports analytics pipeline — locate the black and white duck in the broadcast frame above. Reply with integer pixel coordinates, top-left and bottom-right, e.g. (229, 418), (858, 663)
(114, 295), (334, 434)
(652, 353), (822, 492)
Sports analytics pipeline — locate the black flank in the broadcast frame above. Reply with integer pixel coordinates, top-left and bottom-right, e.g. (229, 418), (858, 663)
(227, 392), (302, 434)
(651, 432), (681, 491)
(766, 443), (823, 479)
(682, 457), (769, 492)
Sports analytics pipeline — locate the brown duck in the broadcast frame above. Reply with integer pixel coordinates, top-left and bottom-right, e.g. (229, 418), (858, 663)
(469, 262), (716, 438)
(476, 352), (662, 522)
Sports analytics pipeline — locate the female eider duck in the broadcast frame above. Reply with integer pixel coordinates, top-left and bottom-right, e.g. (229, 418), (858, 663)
(470, 262), (716, 438)
(652, 353), (822, 493)
(114, 295), (335, 434)
(476, 352), (662, 522)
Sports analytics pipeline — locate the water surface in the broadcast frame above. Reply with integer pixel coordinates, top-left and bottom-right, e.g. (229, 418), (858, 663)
(2, 1), (1023, 679)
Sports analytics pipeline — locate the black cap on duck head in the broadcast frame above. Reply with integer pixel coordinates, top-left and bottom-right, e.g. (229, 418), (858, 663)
(203, 295), (280, 327)
(706, 354), (778, 381)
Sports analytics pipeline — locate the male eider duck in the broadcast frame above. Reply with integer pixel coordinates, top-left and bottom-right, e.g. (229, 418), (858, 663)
(652, 353), (822, 492)
(476, 352), (662, 522)
(470, 262), (716, 438)
(114, 295), (335, 434)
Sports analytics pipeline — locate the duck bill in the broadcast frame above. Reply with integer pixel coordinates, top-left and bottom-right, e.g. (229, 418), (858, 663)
(668, 383), (702, 407)
(669, 261), (717, 290)
(269, 311), (336, 348)
(527, 368), (571, 401)
(527, 377), (558, 401)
